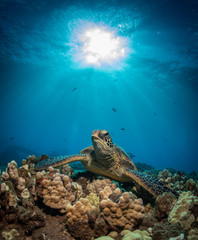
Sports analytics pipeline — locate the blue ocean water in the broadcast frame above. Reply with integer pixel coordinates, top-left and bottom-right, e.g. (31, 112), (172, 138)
(0, 0), (197, 172)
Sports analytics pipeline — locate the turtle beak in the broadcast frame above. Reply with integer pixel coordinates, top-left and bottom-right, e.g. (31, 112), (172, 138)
(92, 130), (100, 140)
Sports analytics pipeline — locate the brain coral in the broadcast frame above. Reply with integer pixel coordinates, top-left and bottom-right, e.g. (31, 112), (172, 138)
(168, 191), (198, 231)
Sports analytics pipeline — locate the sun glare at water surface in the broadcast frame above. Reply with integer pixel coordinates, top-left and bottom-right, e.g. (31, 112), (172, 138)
(70, 24), (129, 69)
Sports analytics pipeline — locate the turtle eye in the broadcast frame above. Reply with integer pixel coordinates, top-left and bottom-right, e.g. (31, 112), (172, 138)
(101, 130), (108, 135)
(99, 132), (104, 139)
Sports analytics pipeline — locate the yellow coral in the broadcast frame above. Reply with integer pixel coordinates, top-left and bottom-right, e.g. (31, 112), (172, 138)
(86, 192), (100, 209)
(2, 229), (19, 240)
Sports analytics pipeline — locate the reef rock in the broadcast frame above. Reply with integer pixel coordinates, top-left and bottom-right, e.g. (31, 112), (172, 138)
(152, 222), (182, 240)
(154, 192), (177, 220)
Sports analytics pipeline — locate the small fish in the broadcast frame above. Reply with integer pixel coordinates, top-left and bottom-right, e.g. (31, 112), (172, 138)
(112, 107), (117, 112)
(153, 112), (158, 116)
(72, 87), (77, 92)
(9, 137), (14, 140)
(121, 128), (125, 131)
(113, 79), (118, 82)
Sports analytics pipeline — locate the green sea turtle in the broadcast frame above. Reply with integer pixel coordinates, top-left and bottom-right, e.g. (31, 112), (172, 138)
(35, 130), (177, 197)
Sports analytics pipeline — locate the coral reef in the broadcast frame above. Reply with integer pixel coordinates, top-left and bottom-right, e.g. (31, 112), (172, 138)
(152, 222), (182, 240)
(0, 160), (45, 238)
(87, 178), (117, 195)
(168, 191), (198, 231)
(100, 187), (145, 231)
(34, 169), (82, 213)
(158, 169), (198, 196)
(59, 164), (74, 177)
(65, 198), (99, 240)
(154, 192), (177, 220)
(0, 158), (198, 240)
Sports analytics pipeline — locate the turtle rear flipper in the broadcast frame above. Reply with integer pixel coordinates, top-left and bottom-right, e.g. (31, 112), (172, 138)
(125, 169), (178, 198)
(35, 154), (88, 170)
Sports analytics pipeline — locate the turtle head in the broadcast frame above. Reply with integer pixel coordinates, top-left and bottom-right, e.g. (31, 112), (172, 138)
(92, 130), (113, 156)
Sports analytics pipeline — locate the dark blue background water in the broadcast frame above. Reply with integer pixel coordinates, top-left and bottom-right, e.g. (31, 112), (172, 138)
(0, 0), (197, 172)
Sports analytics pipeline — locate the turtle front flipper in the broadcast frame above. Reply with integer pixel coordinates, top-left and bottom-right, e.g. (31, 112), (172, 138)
(125, 169), (178, 198)
(80, 146), (94, 154)
(35, 154), (89, 170)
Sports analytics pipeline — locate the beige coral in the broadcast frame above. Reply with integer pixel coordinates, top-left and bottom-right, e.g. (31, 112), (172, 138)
(1, 171), (9, 181)
(17, 177), (26, 191)
(21, 188), (30, 199)
(66, 198), (98, 224)
(1, 182), (9, 192)
(99, 185), (122, 200)
(35, 170), (82, 213)
(168, 191), (198, 231)
(87, 178), (117, 195)
(6, 161), (19, 180)
(65, 198), (99, 239)
(100, 190), (145, 231)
